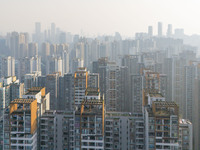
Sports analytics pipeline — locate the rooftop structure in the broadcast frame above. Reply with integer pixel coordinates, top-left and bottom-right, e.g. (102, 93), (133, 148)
(7, 98), (38, 149)
(75, 98), (105, 150)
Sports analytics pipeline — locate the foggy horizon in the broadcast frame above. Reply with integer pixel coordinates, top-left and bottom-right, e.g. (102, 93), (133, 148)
(0, 1), (200, 150)
(1, 0), (200, 36)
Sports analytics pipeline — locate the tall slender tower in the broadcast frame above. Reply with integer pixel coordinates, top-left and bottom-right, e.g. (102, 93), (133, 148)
(167, 24), (172, 37)
(158, 22), (163, 37)
(74, 67), (88, 106)
(148, 26), (153, 37)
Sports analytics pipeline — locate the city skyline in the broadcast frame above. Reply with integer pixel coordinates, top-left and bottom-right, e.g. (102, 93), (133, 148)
(1, 0), (200, 36)
(0, 1), (198, 149)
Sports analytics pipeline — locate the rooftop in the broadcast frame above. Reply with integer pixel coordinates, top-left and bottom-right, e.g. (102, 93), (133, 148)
(152, 101), (179, 116)
(153, 101), (178, 107)
(85, 88), (100, 96)
(25, 87), (44, 95)
(149, 93), (163, 98)
(81, 99), (103, 105)
(179, 119), (192, 125)
(80, 99), (104, 114)
(11, 98), (36, 104)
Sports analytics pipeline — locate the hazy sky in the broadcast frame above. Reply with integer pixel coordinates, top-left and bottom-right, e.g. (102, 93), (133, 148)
(1, 0), (200, 37)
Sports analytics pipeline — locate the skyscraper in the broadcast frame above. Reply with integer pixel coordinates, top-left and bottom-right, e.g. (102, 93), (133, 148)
(28, 43), (38, 58)
(63, 73), (74, 110)
(179, 119), (193, 150)
(46, 73), (60, 110)
(143, 91), (179, 149)
(106, 65), (120, 111)
(167, 24), (172, 37)
(105, 112), (144, 150)
(46, 56), (63, 75)
(35, 22), (41, 35)
(41, 42), (50, 60)
(7, 98), (38, 150)
(39, 110), (74, 149)
(2, 87), (49, 149)
(148, 26), (153, 37)
(158, 22), (163, 37)
(62, 50), (69, 74)
(51, 23), (56, 43)
(122, 55), (139, 111)
(18, 57), (31, 82)
(1, 56), (15, 77)
(75, 92), (104, 150)
(34, 22), (41, 44)
(74, 67), (88, 106)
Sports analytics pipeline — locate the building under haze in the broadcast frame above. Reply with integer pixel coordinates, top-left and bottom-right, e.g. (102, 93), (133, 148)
(1, 56), (15, 78)
(0, 20), (199, 150)
(157, 22), (163, 37)
(143, 91), (179, 150)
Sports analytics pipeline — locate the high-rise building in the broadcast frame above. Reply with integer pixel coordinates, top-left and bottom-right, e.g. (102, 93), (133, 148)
(2, 87), (49, 150)
(1, 56), (15, 77)
(41, 42), (50, 60)
(88, 73), (99, 88)
(92, 57), (115, 98)
(51, 23), (56, 43)
(18, 57), (30, 82)
(50, 44), (57, 56)
(158, 22), (163, 37)
(183, 65), (196, 121)
(33, 22), (42, 44)
(131, 75), (143, 113)
(28, 43), (38, 58)
(163, 57), (186, 116)
(74, 67), (88, 106)
(9, 32), (25, 59)
(24, 73), (39, 92)
(143, 91), (179, 150)
(131, 69), (161, 113)
(111, 41), (121, 64)
(148, 26), (153, 37)
(179, 119), (193, 150)
(119, 66), (129, 112)
(59, 32), (67, 44)
(62, 50), (69, 74)
(143, 70), (160, 90)
(63, 73), (74, 111)
(167, 24), (172, 37)
(46, 73), (60, 110)
(91, 40), (100, 62)
(0, 76), (23, 116)
(122, 55), (139, 111)
(22, 87), (50, 116)
(72, 58), (84, 74)
(105, 112), (144, 150)
(0, 80), (11, 117)
(35, 22), (41, 36)
(46, 56), (63, 75)
(18, 57), (41, 83)
(159, 74), (168, 101)
(19, 43), (28, 58)
(10, 80), (24, 102)
(75, 42), (84, 61)
(106, 65), (120, 111)
(75, 93), (104, 150)
(40, 110), (74, 150)
(193, 77), (200, 150)
(6, 98), (38, 150)
(30, 56), (41, 74)
(183, 62), (200, 150)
